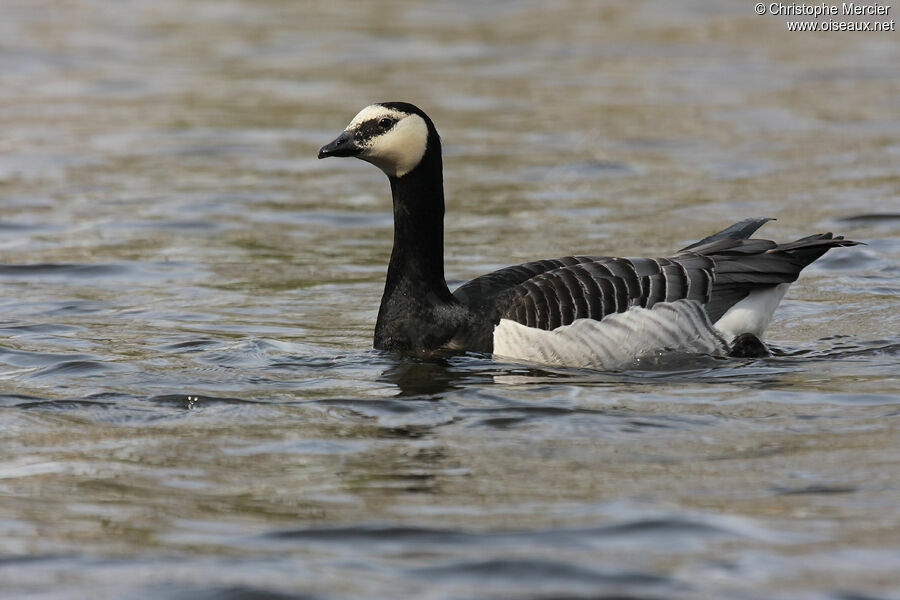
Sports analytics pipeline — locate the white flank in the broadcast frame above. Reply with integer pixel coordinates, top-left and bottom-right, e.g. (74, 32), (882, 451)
(492, 300), (729, 370)
(713, 283), (790, 341)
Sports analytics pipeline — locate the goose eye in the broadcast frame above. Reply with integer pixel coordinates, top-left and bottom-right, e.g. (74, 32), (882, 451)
(378, 117), (394, 129)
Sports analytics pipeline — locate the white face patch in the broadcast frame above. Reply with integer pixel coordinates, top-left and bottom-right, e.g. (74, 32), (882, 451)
(343, 105), (429, 178)
(346, 105), (406, 130)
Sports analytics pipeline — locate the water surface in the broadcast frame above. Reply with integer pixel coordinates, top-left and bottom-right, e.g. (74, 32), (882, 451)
(1, 1), (898, 598)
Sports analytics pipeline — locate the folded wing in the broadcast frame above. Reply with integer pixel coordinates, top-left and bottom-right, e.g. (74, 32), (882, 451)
(453, 219), (858, 334)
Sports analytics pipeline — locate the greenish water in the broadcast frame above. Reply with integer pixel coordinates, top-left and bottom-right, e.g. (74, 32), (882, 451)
(1, 1), (898, 598)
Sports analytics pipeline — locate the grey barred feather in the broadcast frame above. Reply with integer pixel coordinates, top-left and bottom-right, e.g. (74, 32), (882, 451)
(455, 255), (715, 331)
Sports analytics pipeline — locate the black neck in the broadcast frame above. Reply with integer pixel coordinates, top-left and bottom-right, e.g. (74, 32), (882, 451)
(374, 135), (462, 351)
(383, 143), (449, 296)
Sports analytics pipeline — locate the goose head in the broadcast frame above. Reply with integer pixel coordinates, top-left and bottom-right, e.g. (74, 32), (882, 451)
(318, 102), (437, 179)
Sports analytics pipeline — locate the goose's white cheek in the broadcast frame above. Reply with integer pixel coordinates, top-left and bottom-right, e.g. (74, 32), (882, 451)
(360, 115), (428, 178)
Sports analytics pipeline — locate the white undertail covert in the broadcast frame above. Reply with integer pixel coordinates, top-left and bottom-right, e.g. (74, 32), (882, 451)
(713, 283), (790, 341)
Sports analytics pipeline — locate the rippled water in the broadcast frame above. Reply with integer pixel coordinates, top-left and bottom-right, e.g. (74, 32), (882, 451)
(1, 1), (899, 598)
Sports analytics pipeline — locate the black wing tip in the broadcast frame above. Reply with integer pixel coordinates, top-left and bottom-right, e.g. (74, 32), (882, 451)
(831, 237), (864, 247)
(679, 219), (867, 255)
(678, 217), (776, 253)
(775, 233), (864, 251)
(824, 234), (864, 246)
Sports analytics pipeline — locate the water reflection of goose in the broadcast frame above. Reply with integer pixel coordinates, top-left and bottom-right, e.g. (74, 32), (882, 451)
(319, 102), (859, 370)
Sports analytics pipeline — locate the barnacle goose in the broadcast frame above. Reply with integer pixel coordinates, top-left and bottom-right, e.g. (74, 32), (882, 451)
(318, 102), (858, 369)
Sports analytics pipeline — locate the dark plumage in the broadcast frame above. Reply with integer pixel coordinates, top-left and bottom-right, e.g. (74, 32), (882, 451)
(453, 223), (855, 341)
(319, 102), (859, 363)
